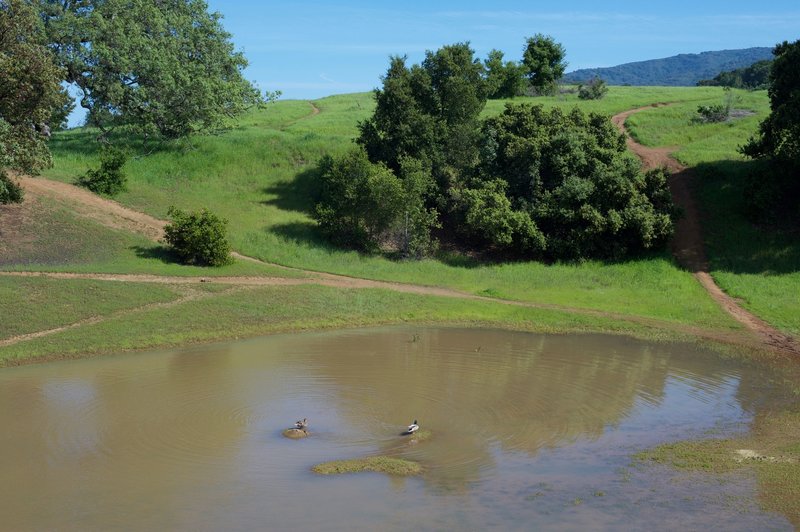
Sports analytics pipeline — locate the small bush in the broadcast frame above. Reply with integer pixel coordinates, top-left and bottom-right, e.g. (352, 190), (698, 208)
(696, 104), (728, 123)
(76, 146), (127, 195)
(578, 77), (608, 100)
(0, 171), (24, 204)
(163, 206), (233, 266)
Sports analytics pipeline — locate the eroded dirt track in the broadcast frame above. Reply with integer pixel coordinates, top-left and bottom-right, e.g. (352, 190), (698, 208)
(612, 106), (799, 357)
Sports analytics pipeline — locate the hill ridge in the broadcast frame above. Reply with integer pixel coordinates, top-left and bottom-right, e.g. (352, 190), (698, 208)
(563, 47), (773, 86)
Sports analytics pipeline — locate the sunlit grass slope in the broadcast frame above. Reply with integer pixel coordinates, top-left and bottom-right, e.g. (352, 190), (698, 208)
(625, 89), (799, 335)
(41, 87), (749, 330)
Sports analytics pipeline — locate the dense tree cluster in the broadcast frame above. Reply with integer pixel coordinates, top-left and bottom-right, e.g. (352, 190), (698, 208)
(742, 40), (800, 224)
(37, 0), (268, 140)
(698, 60), (772, 90)
(0, 0), (67, 184)
(314, 43), (676, 261)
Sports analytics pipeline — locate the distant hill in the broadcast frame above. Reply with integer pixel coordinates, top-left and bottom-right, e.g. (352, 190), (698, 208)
(563, 47), (773, 86)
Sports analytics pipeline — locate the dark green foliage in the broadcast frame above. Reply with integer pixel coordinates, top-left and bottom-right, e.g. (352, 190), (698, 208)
(393, 157), (440, 258)
(0, 170), (23, 204)
(484, 49), (526, 99)
(313, 148), (404, 252)
(346, 44), (675, 261)
(563, 47), (773, 86)
(694, 88), (739, 123)
(474, 104), (676, 259)
(357, 42), (486, 190)
(0, 0), (68, 175)
(697, 59), (772, 90)
(313, 150), (439, 256)
(76, 146), (127, 195)
(578, 77), (608, 100)
(38, 0), (263, 140)
(459, 179), (545, 253)
(522, 34), (567, 96)
(696, 104), (729, 123)
(163, 206), (233, 266)
(741, 40), (800, 224)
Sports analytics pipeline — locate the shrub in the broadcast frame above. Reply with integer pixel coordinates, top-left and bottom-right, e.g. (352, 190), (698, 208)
(695, 104), (728, 123)
(313, 148), (404, 252)
(0, 170), (24, 204)
(578, 77), (608, 100)
(76, 146), (127, 195)
(695, 88), (740, 123)
(477, 104), (677, 260)
(163, 206), (233, 266)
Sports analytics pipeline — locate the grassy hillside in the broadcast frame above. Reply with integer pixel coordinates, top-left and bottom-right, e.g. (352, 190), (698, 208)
(34, 87), (743, 331)
(625, 90), (800, 335)
(8, 85), (800, 363)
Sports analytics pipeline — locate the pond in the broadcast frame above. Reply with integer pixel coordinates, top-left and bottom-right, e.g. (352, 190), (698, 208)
(0, 327), (793, 530)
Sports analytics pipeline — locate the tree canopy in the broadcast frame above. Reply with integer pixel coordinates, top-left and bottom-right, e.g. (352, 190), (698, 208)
(357, 42), (486, 189)
(483, 49), (526, 99)
(1, 0), (66, 175)
(317, 43), (676, 262)
(522, 34), (567, 95)
(469, 104), (675, 259)
(38, 0), (265, 139)
(697, 59), (772, 90)
(741, 40), (800, 223)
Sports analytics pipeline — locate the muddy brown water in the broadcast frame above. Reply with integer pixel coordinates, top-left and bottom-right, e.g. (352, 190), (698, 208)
(0, 327), (794, 530)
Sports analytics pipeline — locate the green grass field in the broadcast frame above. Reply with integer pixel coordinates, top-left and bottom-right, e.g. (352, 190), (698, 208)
(625, 89), (800, 335)
(35, 87), (751, 332)
(5, 85), (798, 363)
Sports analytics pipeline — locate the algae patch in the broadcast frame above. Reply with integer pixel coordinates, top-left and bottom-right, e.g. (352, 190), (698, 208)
(635, 408), (800, 528)
(312, 456), (422, 476)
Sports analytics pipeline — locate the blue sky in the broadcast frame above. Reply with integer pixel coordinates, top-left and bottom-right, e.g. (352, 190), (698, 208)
(66, 1), (800, 126)
(207, 0), (800, 100)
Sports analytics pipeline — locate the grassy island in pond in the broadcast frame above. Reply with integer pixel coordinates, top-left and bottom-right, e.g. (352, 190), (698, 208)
(312, 456), (422, 476)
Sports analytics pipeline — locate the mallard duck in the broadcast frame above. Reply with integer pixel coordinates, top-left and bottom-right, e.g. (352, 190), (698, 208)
(295, 418), (308, 429)
(406, 419), (419, 433)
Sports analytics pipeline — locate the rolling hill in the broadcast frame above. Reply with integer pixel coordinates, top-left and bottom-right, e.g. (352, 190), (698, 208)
(563, 47), (773, 86)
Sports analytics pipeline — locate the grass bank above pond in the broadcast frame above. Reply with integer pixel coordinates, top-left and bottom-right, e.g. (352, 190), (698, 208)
(625, 90), (800, 336)
(0, 281), (734, 367)
(35, 87), (753, 332)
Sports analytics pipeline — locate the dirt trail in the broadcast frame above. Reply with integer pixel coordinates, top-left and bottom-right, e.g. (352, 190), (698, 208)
(6, 110), (796, 357)
(612, 105), (799, 357)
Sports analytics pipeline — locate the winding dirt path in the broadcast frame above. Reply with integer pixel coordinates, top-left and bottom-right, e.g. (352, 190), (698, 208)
(612, 106), (799, 357)
(2, 175), (759, 351)
(4, 104), (797, 357)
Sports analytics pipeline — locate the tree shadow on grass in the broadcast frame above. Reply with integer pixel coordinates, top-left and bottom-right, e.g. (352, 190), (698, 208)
(694, 159), (799, 275)
(50, 128), (189, 159)
(269, 221), (331, 249)
(131, 244), (181, 264)
(261, 166), (321, 214)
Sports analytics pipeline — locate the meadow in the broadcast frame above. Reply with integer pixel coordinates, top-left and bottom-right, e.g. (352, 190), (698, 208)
(625, 92), (800, 335)
(4, 85), (797, 363)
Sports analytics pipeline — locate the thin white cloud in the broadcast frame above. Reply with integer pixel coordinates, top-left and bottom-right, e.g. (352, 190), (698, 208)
(435, 10), (655, 23)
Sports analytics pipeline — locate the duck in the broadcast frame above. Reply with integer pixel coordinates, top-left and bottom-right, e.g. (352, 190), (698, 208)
(295, 418), (308, 429)
(406, 419), (419, 434)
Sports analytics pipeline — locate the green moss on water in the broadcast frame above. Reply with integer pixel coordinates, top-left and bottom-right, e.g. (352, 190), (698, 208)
(636, 409), (800, 528)
(312, 456), (422, 476)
